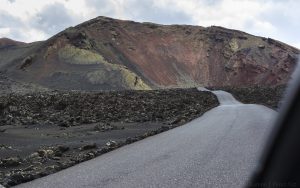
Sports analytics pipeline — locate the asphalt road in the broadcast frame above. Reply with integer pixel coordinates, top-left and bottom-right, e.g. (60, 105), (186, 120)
(15, 89), (277, 188)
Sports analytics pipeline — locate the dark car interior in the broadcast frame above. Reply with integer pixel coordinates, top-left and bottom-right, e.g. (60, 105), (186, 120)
(249, 66), (300, 188)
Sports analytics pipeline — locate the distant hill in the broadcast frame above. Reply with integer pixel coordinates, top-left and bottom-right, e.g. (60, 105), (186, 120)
(0, 38), (25, 48)
(0, 16), (299, 91)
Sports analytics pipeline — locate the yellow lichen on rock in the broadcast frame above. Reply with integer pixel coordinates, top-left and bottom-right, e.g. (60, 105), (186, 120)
(58, 44), (150, 90)
(86, 63), (151, 90)
(229, 39), (239, 52)
(58, 45), (106, 64)
(119, 68), (151, 90)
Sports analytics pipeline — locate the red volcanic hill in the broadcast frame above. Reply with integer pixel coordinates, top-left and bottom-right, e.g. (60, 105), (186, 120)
(0, 38), (25, 48)
(0, 16), (299, 90)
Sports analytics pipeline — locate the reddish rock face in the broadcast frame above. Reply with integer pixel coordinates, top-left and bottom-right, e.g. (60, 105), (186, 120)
(0, 38), (25, 48)
(0, 17), (299, 90)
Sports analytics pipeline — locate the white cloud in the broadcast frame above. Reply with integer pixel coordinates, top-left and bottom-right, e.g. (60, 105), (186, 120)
(0, 28), (11, 36)
(0, 0), (299, 49)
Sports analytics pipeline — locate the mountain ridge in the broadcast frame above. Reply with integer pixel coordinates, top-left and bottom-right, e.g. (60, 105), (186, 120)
(0, 16), (299, 91)
(0, 38), (26, 48)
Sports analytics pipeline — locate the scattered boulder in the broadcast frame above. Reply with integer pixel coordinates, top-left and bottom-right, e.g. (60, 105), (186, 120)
(45, 165), (59, 172)
(0, 157), (22, 167)
(105, 140), (117, 148)
(80, 143), (97, 151)
(20, 55), (34, 70)
(125, 137), (138, 144)
(0, 144), (12, 150)
(58, 120), (71, 127)
(170, 117), (186, 125)
(258, 44), (265, 49)
(37, 149), (54, 158)
(110, 30), (118, 37)
(8, 173), (26, 185)
(52, 145), (69, 157)
(161, 125), (171, 131)
(94, 123), (114, 132)
(55, 145), (69, 153)
(28, 152), (40, 159)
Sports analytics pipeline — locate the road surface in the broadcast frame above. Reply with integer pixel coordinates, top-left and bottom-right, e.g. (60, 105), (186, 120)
(15, 89), (277, 188)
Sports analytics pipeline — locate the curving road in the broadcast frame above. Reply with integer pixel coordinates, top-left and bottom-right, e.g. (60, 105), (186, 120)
(15, 89), (277, 188)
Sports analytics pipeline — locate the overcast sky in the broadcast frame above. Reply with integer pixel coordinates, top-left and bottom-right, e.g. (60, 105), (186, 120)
(0, 0), (299, 48)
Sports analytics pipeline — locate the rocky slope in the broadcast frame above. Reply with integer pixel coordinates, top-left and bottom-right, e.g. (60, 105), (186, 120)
(0, 16), (299, 91)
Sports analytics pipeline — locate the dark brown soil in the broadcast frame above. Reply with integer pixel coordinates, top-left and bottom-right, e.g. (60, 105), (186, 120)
(0, 88), (218, 187)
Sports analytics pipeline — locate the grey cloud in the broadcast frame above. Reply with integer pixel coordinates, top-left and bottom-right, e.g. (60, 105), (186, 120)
(1, 0), (299, 48)
(125, 0), (193, 25)
(259, 1), (300, 47)
(0, 11), (26, 40)
(87, 0), (193, 25)
(202, 0), (222, 6)
(266, 24), (299, 48)
(88, 0), (117, 16)
(0, 11), (22, 28)
(31, 2), (76, 36)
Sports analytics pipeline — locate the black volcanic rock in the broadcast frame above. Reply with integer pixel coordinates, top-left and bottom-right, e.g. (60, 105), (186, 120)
(0, 88), (217, 126)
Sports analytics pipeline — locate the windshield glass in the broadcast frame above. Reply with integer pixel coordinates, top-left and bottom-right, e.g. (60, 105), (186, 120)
(0, 0), (299, 187)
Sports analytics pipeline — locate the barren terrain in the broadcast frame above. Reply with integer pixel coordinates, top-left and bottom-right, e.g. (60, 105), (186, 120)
(0, 89), (218, 187)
